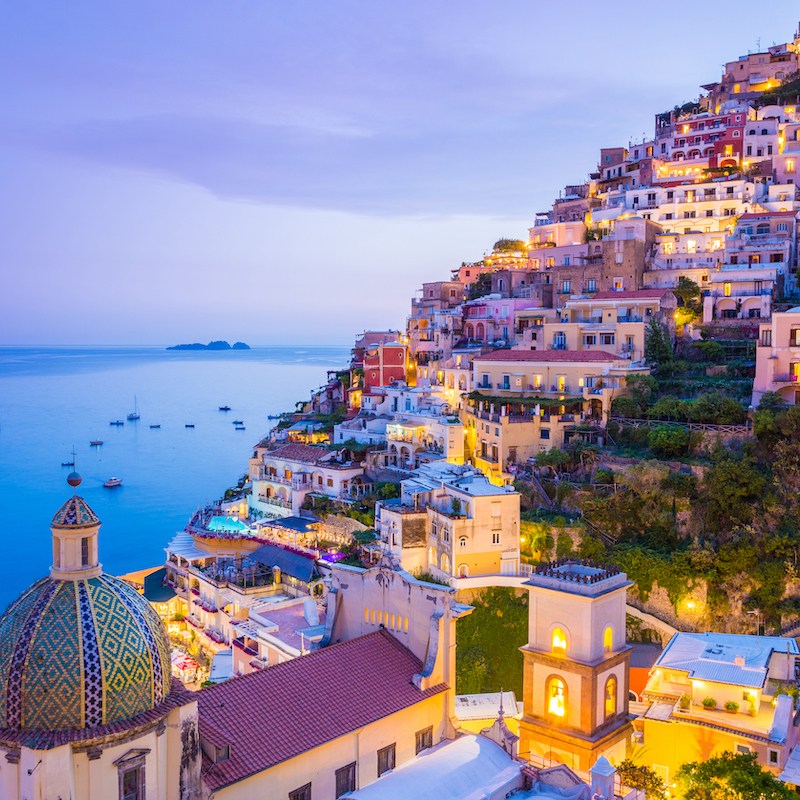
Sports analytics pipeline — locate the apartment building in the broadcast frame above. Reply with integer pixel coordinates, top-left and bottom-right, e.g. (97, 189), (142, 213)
(376, 460), (520, 580)
(637, 633), (800, 785)
(542, 289), (677, 362)
(465, 350), (649, 477)
(249, 443), (369, 517)
(703, 211), (795, 323)
(753, 306), (800, 406)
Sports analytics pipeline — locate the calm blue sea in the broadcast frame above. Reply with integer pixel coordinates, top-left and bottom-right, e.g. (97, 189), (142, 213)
(0, 346), (350, 607)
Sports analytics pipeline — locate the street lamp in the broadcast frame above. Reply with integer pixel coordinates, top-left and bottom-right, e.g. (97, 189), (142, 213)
(747, 608), (764, 636)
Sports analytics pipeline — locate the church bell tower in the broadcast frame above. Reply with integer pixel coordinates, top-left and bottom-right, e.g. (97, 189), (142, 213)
(519, 560), (632, 771)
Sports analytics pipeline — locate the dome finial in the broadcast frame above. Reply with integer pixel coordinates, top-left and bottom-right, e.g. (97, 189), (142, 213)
(66, 446), (81, 492)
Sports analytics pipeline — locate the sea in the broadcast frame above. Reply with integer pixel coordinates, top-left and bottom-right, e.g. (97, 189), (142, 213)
(0, 345), (350, 608)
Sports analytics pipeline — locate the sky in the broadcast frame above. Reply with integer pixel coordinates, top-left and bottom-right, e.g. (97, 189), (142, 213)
(0, 3), (797, 345)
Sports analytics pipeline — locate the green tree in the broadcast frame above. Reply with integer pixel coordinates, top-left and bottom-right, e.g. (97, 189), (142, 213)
(615, 760), (667, 800)
(645, 318), (673, 369)
(468, 272), (492, 300)
(493, 238), (526, 252)
(677, 752), (794, 799)
(673, 277), (702, 325)
(648, 425), (690, 458)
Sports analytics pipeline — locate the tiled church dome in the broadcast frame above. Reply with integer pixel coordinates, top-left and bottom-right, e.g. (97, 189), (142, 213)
(0, 493), (172, 732)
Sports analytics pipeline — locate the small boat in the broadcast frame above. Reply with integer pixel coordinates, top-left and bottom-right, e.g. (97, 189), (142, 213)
(103, 477), (122, 488)
(149, 424), (161, 429)
(219, 405), (231, 412)
(235, 426), (246, 431)
(267, 414), (282, 419)
(89, 440), (104, 446)
(61, 461), (75, 467)
(109, 420), (124, 426)
(185, 424), (195, 428)
(232, 420), (244, 425)
(127, 396), (140, 421)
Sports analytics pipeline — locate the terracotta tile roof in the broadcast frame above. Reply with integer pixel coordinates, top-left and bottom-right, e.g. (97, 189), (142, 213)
(474, 349), (619, 363)
(198, 630), (447, 791)
(590, 290), (671, 300)
(267, 443), (330, 464)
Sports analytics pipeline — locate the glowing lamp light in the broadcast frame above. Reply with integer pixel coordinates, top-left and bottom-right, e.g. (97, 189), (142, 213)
(548, 693), (566, 717)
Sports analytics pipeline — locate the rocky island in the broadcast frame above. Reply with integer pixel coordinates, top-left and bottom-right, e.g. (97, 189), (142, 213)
(166, 340), (250, 351)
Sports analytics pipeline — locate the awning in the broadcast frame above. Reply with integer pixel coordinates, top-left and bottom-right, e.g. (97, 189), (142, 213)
(166, 531), (209, 561)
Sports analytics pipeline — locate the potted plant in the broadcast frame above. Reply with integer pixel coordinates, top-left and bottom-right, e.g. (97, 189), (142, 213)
(749, 699), (758, 717)
(725, 701), (739, 714)
(678, 695), (691, 711)
(702, 697), (717, 709)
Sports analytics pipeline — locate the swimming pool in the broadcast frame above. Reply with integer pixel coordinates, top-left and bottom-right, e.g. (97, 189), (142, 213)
(207, 515), (251, 533)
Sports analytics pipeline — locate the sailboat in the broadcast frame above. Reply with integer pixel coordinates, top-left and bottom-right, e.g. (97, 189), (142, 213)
(127, 395), (140, 421)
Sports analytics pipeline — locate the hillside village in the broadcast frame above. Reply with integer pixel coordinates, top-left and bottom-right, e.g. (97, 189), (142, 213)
(11, 21), (800, 800)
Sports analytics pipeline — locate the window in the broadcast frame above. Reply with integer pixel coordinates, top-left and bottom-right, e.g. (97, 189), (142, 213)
(735, 744), (751, 756)
(600, 334), (615, 346)
(584, 334), (597, 346)
(768, 748), (780, 766)
(540, 428), (550, 440)
(81, 536), (90, 567)
(289, 783), (312, 800)
(788, 159), (796, 174)
(547, 676), (567, 718)
(415, 726), (433, 754)
(778, 222), (789, 232)
(761, 329), (772, 347)
(603, 626), (613, 653)
(587, 279), (597, 292)
(552, 628), (567, 653)
(378, 743), (396, 776)
(723, 282), (732, 297)
(120, 767), (145, 800)
(440, 553), (450, 572)
(664, 212), (673, 220)
(459, 536), (467, 548)
(791, 329), (800, 347)
(605, 676), (617, 719)
(335, 763), (356, 798)
(492, 532), (501, 545)
(561, 280), (571, 294)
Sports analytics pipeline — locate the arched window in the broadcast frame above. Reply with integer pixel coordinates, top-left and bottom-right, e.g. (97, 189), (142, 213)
(441, 553), (451, 573)
(458, 564), (469, 578)
(459, 536), (468, 548)
(552, 627), (568, 654)
(428, 546), (436, 566)
(603, 626), (613, 653)
(605, 676), (617, 719)
(547, 676), (567, 718)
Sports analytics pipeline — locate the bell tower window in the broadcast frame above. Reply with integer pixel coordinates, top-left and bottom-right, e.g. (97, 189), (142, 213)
(81, 536), (90, 567)
(603, 626), (613, 653)
(551, 627), (568, 654)
(547, 676), (567, 718)
(605, 676), (618, 719)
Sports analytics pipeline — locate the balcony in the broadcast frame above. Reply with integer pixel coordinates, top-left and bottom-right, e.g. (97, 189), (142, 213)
(617, 315), (644, 323)
(772, 374), (800, 385)
(232, 637), (259, 658)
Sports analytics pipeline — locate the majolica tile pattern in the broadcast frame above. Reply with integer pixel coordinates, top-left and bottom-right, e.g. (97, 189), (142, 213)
(51, 496), (100, 527)
(0, 574), (171, 731)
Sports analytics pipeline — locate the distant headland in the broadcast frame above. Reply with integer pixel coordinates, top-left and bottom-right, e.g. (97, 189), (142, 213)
(166, 340), (251, 351)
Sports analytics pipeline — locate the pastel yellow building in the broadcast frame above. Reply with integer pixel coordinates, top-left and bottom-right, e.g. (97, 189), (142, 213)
(376, 461), (521, 580)
(466, 349), (650, 479)
(635, 632), (800, 787)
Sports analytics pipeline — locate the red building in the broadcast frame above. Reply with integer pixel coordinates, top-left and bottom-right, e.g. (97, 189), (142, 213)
(363, 342), (408, 392)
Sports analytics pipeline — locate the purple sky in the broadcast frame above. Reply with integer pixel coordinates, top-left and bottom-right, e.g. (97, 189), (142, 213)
(1, 3), (797, 345)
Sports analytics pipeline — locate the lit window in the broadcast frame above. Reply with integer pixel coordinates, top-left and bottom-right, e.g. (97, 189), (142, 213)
(605, 676), (618, 719)
(723, 282), (732, 297)
(788, 159), (796, 174)
(552, 628), (568, 653)
(603, 626), (613, 653)
(547, 676), (567, 718)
